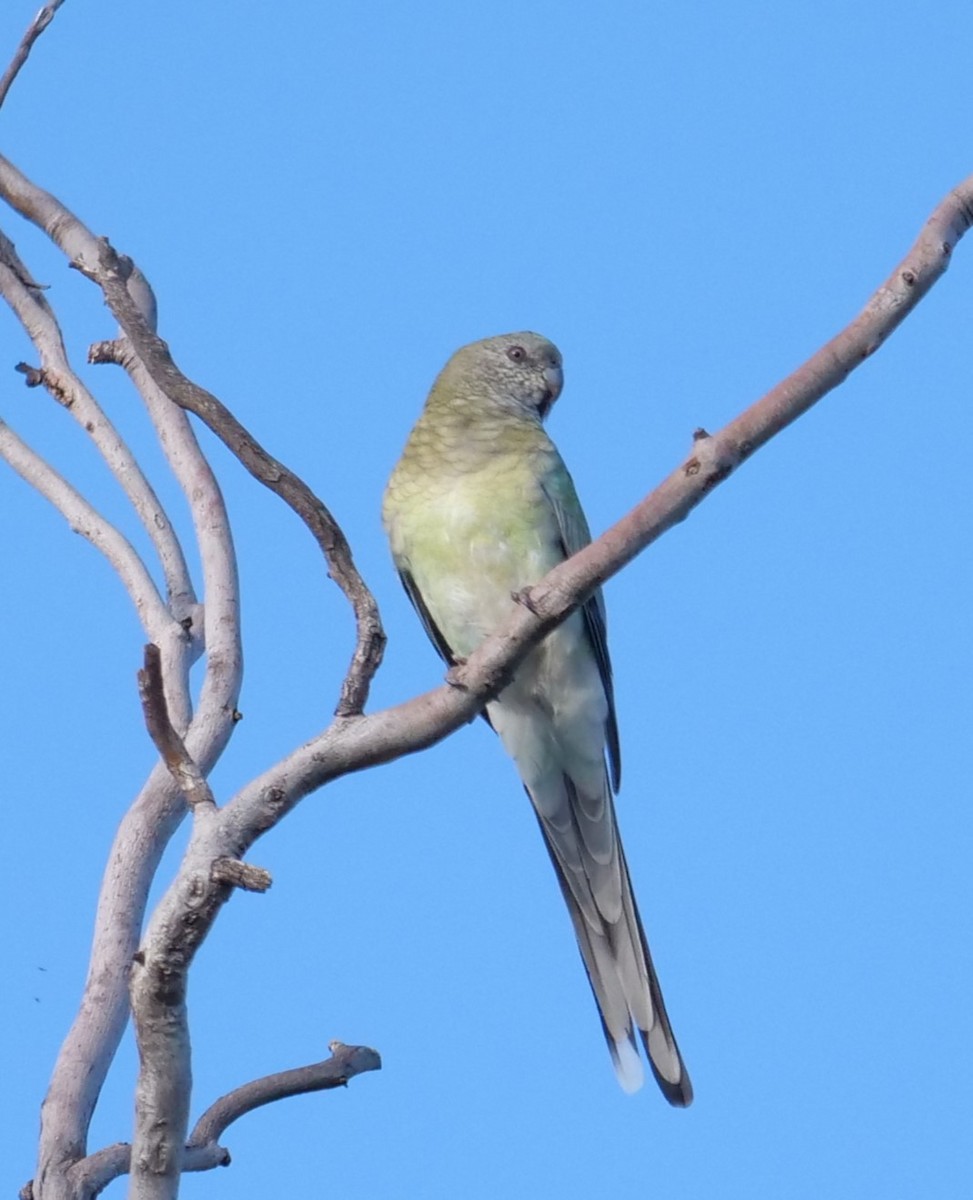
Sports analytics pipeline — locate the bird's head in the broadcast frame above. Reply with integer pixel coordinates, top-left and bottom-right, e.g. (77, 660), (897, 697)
(434, 331), (564, 422)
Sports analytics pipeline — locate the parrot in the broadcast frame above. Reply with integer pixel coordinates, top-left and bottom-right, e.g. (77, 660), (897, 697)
(382, 331), (692, 1105)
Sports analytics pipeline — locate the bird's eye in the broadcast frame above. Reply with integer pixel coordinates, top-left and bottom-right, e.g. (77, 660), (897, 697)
(506, 345), (526, 362)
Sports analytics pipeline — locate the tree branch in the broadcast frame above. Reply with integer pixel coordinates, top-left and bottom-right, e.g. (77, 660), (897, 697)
(188, 1042), (382, 1147)
(0, 415), (171, 635)
(0, 220), (235, 1196)
(0, 0), (65, 111)
(87, 308), (243, 741)
(214, 175), (973, 826)
(61, 1044), (380, 1199)
(84, 248), (385, 718)
(0, 147), (384, 718)
(137, 643), (216, 811)
(0, 229), (197, 624)
(0, 226), (243, 1200)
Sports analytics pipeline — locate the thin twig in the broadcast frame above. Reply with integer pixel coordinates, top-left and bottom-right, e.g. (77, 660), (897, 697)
(137, 644), (216, 810)
(0, 0), (65, 111)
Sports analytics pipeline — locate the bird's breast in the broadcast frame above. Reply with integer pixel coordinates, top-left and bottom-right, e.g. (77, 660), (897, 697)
(391, 464), (562, 659)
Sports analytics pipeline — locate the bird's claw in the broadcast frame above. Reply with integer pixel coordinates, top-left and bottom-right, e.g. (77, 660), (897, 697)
(445, 659), (468, 689)
(512, 587), (541, 615)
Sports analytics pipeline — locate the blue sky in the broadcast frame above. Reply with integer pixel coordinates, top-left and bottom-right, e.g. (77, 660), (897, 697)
(2, 1), (971, 1196)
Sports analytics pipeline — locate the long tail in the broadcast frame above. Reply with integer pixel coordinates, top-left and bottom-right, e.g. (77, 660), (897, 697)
(531, 775), (692, 1106)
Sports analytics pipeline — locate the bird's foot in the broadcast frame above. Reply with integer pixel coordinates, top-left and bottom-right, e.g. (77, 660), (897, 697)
(445, 659), (468, 689)
(511, 586), (541, 615)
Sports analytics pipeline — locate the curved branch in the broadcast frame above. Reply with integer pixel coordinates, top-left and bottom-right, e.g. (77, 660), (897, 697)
(0, 168), (244, 1200)
(0, 149), (383, 718)
(87, 326), (243, 738)
(137, 644), (216, 811)
(64, 1044), (380, 1199)
(0, 226), (199, 741)
(0, 417), (171, 635)
(188, 1042), (382, 1146)
(0, 229), (196, 619)
(86, 256), (384, 718)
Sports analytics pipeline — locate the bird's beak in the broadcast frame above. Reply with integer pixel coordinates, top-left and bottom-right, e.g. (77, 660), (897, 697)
(539, 364), (563, 418)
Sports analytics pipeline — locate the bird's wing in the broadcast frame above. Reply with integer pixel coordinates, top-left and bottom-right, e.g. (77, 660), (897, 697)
(540, 473), (621, 790)
(395, 565), (504, 732)
(396, 568), (456, 666)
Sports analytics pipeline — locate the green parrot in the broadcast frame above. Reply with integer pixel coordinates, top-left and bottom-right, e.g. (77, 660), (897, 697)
(382, 332), (691, 1105)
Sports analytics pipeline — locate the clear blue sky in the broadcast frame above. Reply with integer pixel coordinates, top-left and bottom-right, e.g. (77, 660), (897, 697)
(2, 2), (971, 1196)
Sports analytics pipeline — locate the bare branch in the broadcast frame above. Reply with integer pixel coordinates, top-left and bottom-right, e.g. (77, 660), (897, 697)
(20, 347), (243, 1196)
(0, 188), (243, 1198)
(209, 858), (272, 892)
(67, 1146), (228, 1200)
(217, 172), (973, 832)
(87, 312), (243, 740)
(61, 1044), (380, 1198)
(0, 416), (171, 634)
(34, 763), (238, 1194)
(0, 152), (383, 716)
(189, 1042), (382, 1147)
(0, 229), (197, 621)
(137, 643), (216, 811)
(0, 0), (65, 111)
(84, 248), (385, 718)
(1, 263), (241, 1199)
(129, 907), (195, 1196)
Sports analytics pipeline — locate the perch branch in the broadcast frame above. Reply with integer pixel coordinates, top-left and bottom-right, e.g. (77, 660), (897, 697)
(219, 171), (973, 821)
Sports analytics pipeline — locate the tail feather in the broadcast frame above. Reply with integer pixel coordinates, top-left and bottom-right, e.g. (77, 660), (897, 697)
(532, 778), (693, 1107)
